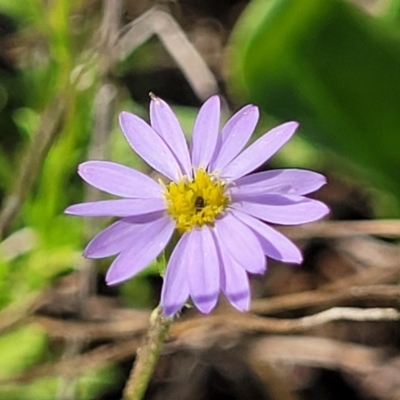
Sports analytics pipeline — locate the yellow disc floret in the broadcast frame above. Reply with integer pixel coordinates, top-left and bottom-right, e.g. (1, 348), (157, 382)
(164, 169), (229, 232)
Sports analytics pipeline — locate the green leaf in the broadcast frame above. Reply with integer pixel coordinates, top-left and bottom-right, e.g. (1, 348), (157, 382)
(0, 324), (47, 378)
(229, 0), (400, 207)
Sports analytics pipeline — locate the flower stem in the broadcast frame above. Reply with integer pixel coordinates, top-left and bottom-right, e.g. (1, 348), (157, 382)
(122, 306), (172, 400)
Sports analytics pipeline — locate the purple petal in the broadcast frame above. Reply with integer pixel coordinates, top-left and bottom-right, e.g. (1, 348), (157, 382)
(219, 121), (299, 180)
(161, 231), (191, 316)
(64, 198), (166, 217)
(78, 161), (162, 198)
(191, 96), (220, 169)
(83, 212), (165, 258)
(214, 212), (266, 274)
(150, 97), (192, 177)
(233, 210), (302, 263)
(216, 237), (250, 311)
(231, 169), (327, 196)
(187, 226), (220, 314)
(84, 220), (137, 258)
(119, 112), (181, 181)
(231, 194), (330, 225)
(210, 105), (259, 171)
(106, 216), (175, 285)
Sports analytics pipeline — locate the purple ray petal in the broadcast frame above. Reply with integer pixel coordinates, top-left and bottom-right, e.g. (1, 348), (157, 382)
(106, 216), (175, 285)
(84, 220), (136, 258)
(219, 121), (299, 180)
(214, 212), (266, 274)
(64, 198), (166, 217)
(216, 237), (250, 311)
(187, 226), (220, 314)
(161, 231), (191, 316)
(231, 169), (327, 196)
(232, 194), (329, 225)
(150, 97), (192, 177)
(233, 210), (302, 263)
(210, 105), (259, 171)
(119, 112), (181, 181)
(78, 161), (162, 198)
(191, 96), (220, 169)
(83, 212), (165, 258)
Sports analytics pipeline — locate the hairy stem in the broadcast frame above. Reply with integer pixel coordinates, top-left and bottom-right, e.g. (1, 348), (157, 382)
(122, 306), (172, 400)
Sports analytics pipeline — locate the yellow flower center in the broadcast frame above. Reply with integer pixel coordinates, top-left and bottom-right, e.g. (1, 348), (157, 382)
(164, 169), (229, 232)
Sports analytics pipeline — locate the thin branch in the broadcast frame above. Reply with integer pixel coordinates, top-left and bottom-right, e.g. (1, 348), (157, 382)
(333, 235), (400, 269)
(251, 335), (400, 399)
(171, 307), (400, 343)
(150, 8), (218, 100)
(98, 0), (121, 53)
(27, 288), (400, 342)
(7, 308), (399, 383)
(324, 262), (400, 289)
(31, 312), (149, 340)
(250, 335), (380, 374)
(32, 305), (399, 344)
(279, 219), (400, 239)
(117, 7), (156, 58)
(251, 285), (400, 315)
(298, 307), (400, 328)
(117, 7), (218, 100)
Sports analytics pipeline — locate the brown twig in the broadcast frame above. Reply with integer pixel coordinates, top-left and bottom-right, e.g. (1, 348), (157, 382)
(10, 306), (395, 388)
(30, 312), (149, 341)
(250, 335), (400, 398)
(279, 219), (400, 239)
(117, 6), (218, 100)
(171, 307), (400, 344)
(251, 284), (400, 315)
(251, 335), (380, 374)
(26, 283), (400, 342)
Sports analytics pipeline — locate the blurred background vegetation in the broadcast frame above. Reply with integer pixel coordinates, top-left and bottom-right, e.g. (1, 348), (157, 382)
(0, 0), (400, 399)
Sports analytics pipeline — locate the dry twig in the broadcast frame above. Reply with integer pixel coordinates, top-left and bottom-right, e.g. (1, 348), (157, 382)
(171, 307), (400, 348)
(251, 335), (380, 374)
(279, 219), (400, 239)
(117, 6), (218, 100)
(251, 284), (400, 315)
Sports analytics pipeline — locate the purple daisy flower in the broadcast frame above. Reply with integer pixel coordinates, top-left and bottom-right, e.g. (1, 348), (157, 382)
(65, 95), (329, 316)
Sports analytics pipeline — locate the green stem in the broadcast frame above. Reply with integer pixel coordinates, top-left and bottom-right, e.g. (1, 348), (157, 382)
(122, 306), (172, 400)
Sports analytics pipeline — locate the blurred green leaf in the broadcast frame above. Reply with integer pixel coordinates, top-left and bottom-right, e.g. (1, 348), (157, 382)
(120, 275), (155, 309)
(0, 0), (33, 21)
(0, 366), (119, 400)
(229, 0), (400, 209)
(0, 324), (47, 378)
(0, 378), (57, 400)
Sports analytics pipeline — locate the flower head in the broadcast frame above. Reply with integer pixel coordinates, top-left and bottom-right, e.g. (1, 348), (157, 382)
(65, 95), (329, 316)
